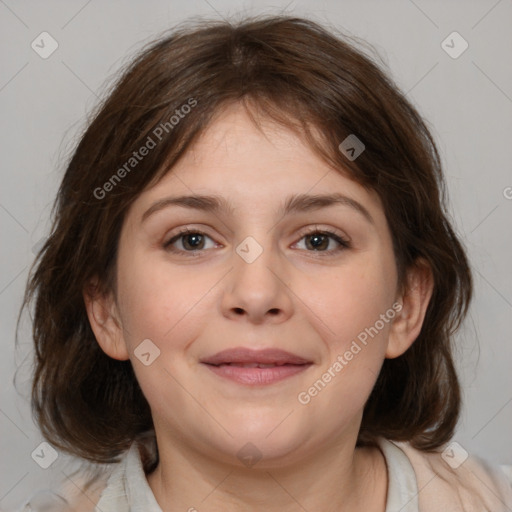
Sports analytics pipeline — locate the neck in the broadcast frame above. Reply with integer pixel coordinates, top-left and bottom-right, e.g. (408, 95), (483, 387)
(146, 432), (387, 512)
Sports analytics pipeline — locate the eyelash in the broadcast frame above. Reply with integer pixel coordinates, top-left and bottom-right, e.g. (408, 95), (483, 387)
(163, 226), (351, 258)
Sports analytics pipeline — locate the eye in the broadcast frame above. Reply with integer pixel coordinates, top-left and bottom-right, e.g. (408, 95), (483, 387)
(163, 226), (351, 257)
(293, 227), (351, 255)
(164, 228), (218, 256)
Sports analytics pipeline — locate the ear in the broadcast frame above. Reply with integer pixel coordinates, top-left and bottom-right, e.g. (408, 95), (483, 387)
(83, 277), (129, 361)
(386, 258), (434, 359)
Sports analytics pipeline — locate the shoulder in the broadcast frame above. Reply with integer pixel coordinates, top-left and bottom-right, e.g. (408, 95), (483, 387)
(16, 466), (112, 512)
(17, 439), (157, 512)
(390, 439), (512, 511)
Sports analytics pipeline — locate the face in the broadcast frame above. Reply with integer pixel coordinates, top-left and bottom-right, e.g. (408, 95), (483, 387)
(96, 103), (406, 467)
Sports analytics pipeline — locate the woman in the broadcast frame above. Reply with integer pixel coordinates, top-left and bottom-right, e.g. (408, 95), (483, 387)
(18, 15), (512, 511)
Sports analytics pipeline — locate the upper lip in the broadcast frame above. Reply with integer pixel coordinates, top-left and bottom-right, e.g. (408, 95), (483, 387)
(201, 347), (312, 366)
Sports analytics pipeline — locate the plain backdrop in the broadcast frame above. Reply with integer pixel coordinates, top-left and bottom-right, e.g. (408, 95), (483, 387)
(1, 0), (511, 509)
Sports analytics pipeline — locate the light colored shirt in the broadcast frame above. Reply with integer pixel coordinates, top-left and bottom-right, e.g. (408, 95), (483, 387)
(16, 437), (512, 511)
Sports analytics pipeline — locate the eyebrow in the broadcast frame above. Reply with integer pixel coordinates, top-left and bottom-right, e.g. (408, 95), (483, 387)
(141, 192), (374, 225)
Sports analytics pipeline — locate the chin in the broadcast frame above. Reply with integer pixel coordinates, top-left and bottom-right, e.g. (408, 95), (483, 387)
(225, 423), (311, 465)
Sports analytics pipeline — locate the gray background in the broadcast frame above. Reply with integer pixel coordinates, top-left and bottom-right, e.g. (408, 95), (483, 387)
(1, 0), (511, 509)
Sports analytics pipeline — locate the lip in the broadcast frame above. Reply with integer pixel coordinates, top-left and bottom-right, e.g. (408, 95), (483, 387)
(200, 347), (313, 386)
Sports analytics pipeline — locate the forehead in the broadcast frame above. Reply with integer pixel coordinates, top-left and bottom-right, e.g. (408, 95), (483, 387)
(180, 102), (333, 181)
(132, 102), (386, 223)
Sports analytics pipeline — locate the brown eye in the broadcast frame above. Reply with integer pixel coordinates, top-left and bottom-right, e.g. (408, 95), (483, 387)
(180, 233), (206, 250)
(164, 229), (217, 255)
(305, 232), (330, 251)
(295, 229), (350, 253)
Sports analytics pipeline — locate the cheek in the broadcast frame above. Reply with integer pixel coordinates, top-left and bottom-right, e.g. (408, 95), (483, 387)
(115, 251), (214, 352)
(294, 253), (397, 416)
(300, 254), (397, 351)
(114, 254), (212, 409)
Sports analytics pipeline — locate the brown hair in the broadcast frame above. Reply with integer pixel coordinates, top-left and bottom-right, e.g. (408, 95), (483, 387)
(18, 14), (472, 466)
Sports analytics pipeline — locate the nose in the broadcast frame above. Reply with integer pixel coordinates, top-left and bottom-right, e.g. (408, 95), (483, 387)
(220, 236), (294, 324)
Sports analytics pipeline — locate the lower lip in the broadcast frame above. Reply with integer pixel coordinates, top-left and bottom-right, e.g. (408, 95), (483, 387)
(202, 363), (312, 385)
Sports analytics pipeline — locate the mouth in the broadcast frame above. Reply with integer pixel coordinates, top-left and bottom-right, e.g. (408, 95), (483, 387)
(211, 362), (299, 368)
(200, 347), (313, 386)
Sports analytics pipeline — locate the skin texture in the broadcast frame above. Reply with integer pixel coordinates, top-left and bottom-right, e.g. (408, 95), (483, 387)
(85, 102), (433, 512)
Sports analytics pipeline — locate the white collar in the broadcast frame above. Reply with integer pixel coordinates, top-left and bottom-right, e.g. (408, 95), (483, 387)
(378, 437), (419, 511)
(95, 443), (162, 512)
